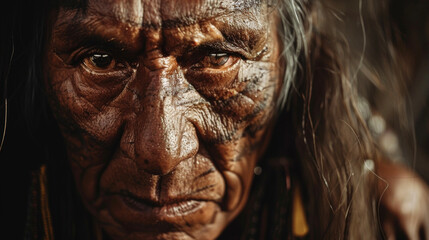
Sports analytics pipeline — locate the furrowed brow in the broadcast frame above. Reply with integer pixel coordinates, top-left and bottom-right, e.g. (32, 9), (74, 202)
(52, 14), (142, 54)
(159, 0), (264, 28)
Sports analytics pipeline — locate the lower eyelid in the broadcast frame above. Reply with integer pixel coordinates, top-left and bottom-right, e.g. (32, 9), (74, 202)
(80, 62), (133, 78)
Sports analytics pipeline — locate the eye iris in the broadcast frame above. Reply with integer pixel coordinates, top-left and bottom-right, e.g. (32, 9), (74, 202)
(208, 53), (229, 67)
(90, 54), (113, 68)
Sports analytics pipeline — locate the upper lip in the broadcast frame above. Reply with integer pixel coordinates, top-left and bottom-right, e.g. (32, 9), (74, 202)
(119, 190), (170, 207)
(117, 189), (219, 207)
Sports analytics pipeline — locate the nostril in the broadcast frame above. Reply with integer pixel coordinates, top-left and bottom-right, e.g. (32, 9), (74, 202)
(144, 159), (149, 165)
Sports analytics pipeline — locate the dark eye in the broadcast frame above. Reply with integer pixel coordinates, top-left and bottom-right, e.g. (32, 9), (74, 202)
(194, 53), (237, 69)
(91, 54), (113, 67)
(82, 53), (118, 72)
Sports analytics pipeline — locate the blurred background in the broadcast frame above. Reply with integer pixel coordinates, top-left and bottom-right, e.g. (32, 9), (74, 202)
(325, 0), (429, 183)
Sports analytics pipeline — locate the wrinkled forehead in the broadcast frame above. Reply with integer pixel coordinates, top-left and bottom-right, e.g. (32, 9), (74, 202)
(84, 0), (265, 28)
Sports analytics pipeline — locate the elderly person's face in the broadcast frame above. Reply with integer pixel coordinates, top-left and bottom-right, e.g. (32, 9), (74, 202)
(44, 0), (282, 239)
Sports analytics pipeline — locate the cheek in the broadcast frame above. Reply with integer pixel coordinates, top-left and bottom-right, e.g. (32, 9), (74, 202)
(219, 60), (279, 119)
(43, 53), (134, 168)
(191, 60), (279, 147)
(191, 59), (280, 216)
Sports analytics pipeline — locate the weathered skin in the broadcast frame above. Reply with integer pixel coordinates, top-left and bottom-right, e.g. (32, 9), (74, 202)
(43, 0), (281, 239)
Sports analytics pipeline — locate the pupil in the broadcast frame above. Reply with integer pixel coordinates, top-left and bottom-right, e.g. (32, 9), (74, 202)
(91, 54), (112, 68)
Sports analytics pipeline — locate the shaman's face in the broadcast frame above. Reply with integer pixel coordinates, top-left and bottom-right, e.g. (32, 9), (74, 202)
(44, 0), (282, 239)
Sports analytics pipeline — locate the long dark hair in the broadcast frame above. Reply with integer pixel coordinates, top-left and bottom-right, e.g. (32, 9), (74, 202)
(0, 0), (90, 239)
(0, 0), (52, 237)
(276, 0), (382, 238)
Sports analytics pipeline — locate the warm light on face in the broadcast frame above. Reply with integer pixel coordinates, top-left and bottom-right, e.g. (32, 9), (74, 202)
(44, 0), (283, 239)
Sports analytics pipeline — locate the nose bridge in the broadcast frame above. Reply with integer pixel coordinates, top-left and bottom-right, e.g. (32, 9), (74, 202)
(133, 57), (198, 175)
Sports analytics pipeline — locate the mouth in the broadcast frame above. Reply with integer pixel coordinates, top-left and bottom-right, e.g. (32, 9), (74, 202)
(104, 190), (220, 232)
(121, 190), (205, 217)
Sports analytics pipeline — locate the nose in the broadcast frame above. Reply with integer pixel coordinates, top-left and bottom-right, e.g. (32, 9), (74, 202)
(133, 57), (199, 175)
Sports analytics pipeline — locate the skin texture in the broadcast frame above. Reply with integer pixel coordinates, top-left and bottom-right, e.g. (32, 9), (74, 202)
(43, 0), (282, 239)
